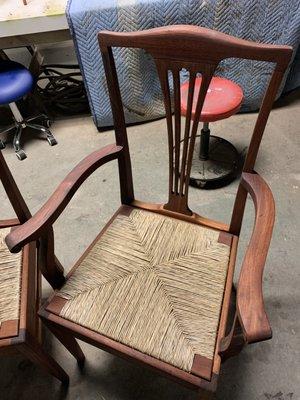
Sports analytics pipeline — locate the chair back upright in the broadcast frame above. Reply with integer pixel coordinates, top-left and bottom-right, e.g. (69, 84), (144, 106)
(0, 151), (64, 288)
(0, 151), (30, 226)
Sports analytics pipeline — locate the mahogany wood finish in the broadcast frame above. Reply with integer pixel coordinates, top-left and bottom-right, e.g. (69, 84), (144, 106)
(131, 199), (230, 232)
(37, 229), (65, 289)
(38, 305), (216, 392)
(0, 218), (20, 228)
(237, 172), (275, 343)
(6, 144), (123, 253)
(213, 236), (238, 374)
(5, 25), (293, 395)
(229, 69), (287, 235)
(0, 320), (19, 339)
(41, 315), (85, 367)
(0, 150), (64, 289)
(17, 330), (68, 384)
(0, 241), (68, 383)
(219, 314), (246, 362)
(0, 150), (31, 224)
(191, 354), (213, 381)
(0, 150), (68, 383)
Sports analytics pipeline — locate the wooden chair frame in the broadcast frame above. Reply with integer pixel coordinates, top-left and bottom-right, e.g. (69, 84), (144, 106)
(5, 26), (292, 396)
(0, 150), (68, 383)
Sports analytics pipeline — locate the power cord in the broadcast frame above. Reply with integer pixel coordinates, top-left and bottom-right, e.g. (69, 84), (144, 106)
(36, 64), (90, 115)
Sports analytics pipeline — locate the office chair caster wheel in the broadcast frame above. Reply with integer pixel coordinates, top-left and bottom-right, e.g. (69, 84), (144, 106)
(0, 140), (6, 149)
(16, 150), (27, 161)
(47, 136), (57, 146)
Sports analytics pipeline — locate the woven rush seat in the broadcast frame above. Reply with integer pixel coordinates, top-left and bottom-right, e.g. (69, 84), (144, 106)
(47, 206), (232, 379)
(0, 227), (22, 338)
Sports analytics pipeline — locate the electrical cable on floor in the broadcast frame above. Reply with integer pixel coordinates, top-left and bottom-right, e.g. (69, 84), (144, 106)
(36, 64), (90, 115)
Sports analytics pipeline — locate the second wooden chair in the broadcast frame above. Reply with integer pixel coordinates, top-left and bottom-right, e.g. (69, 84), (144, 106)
(0, 150), (70, 384)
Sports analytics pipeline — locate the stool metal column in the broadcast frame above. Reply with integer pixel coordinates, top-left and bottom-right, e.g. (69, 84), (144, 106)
(180, 76), (243, 189)
(199, 122), (210, 160)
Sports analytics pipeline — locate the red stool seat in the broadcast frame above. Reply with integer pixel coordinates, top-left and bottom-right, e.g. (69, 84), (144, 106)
(180, 76), (243, 122)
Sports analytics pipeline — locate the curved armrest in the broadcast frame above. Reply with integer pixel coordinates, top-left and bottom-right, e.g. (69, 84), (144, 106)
(237, 172), (275, 344)
(6, 143), (123, 253)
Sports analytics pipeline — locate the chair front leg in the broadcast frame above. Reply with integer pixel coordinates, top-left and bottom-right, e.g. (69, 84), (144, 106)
(37, 229), (65, 289)
(40, 316), (85, 367)
(219, 314), (246, 362)
(17, 333), (69, 384)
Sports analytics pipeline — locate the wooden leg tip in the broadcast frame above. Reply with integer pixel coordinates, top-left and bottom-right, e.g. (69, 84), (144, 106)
(77, 355), (85, 369)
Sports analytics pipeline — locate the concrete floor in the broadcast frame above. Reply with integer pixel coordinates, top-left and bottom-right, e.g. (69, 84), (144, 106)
(0, 91), (299, 400)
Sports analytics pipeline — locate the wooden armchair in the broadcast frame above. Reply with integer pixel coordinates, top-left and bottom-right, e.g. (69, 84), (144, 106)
(5, 26), (292, 397)
(0, 150), (68, 383)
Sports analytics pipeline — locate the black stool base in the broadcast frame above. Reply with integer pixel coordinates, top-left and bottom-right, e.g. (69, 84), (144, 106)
(189, 135), (240, 189)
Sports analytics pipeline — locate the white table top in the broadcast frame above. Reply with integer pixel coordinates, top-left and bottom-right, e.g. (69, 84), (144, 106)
(0, 0), (68, 38)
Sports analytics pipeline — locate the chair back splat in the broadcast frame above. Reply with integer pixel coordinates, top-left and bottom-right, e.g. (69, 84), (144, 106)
(98, 25), (292, 220)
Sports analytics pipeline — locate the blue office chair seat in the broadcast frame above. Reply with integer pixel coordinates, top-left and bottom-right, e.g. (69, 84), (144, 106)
(0, 61), (34, 105)
(0, 59), (57, 160)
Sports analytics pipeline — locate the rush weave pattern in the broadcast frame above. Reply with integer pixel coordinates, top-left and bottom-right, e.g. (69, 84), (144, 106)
(0, 228), (22, 326)
(56, 208), (231, 372)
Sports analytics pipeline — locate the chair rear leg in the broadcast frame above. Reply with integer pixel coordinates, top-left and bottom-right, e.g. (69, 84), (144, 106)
(41, 317), (85, 367)
(18, 334), (69, 384)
